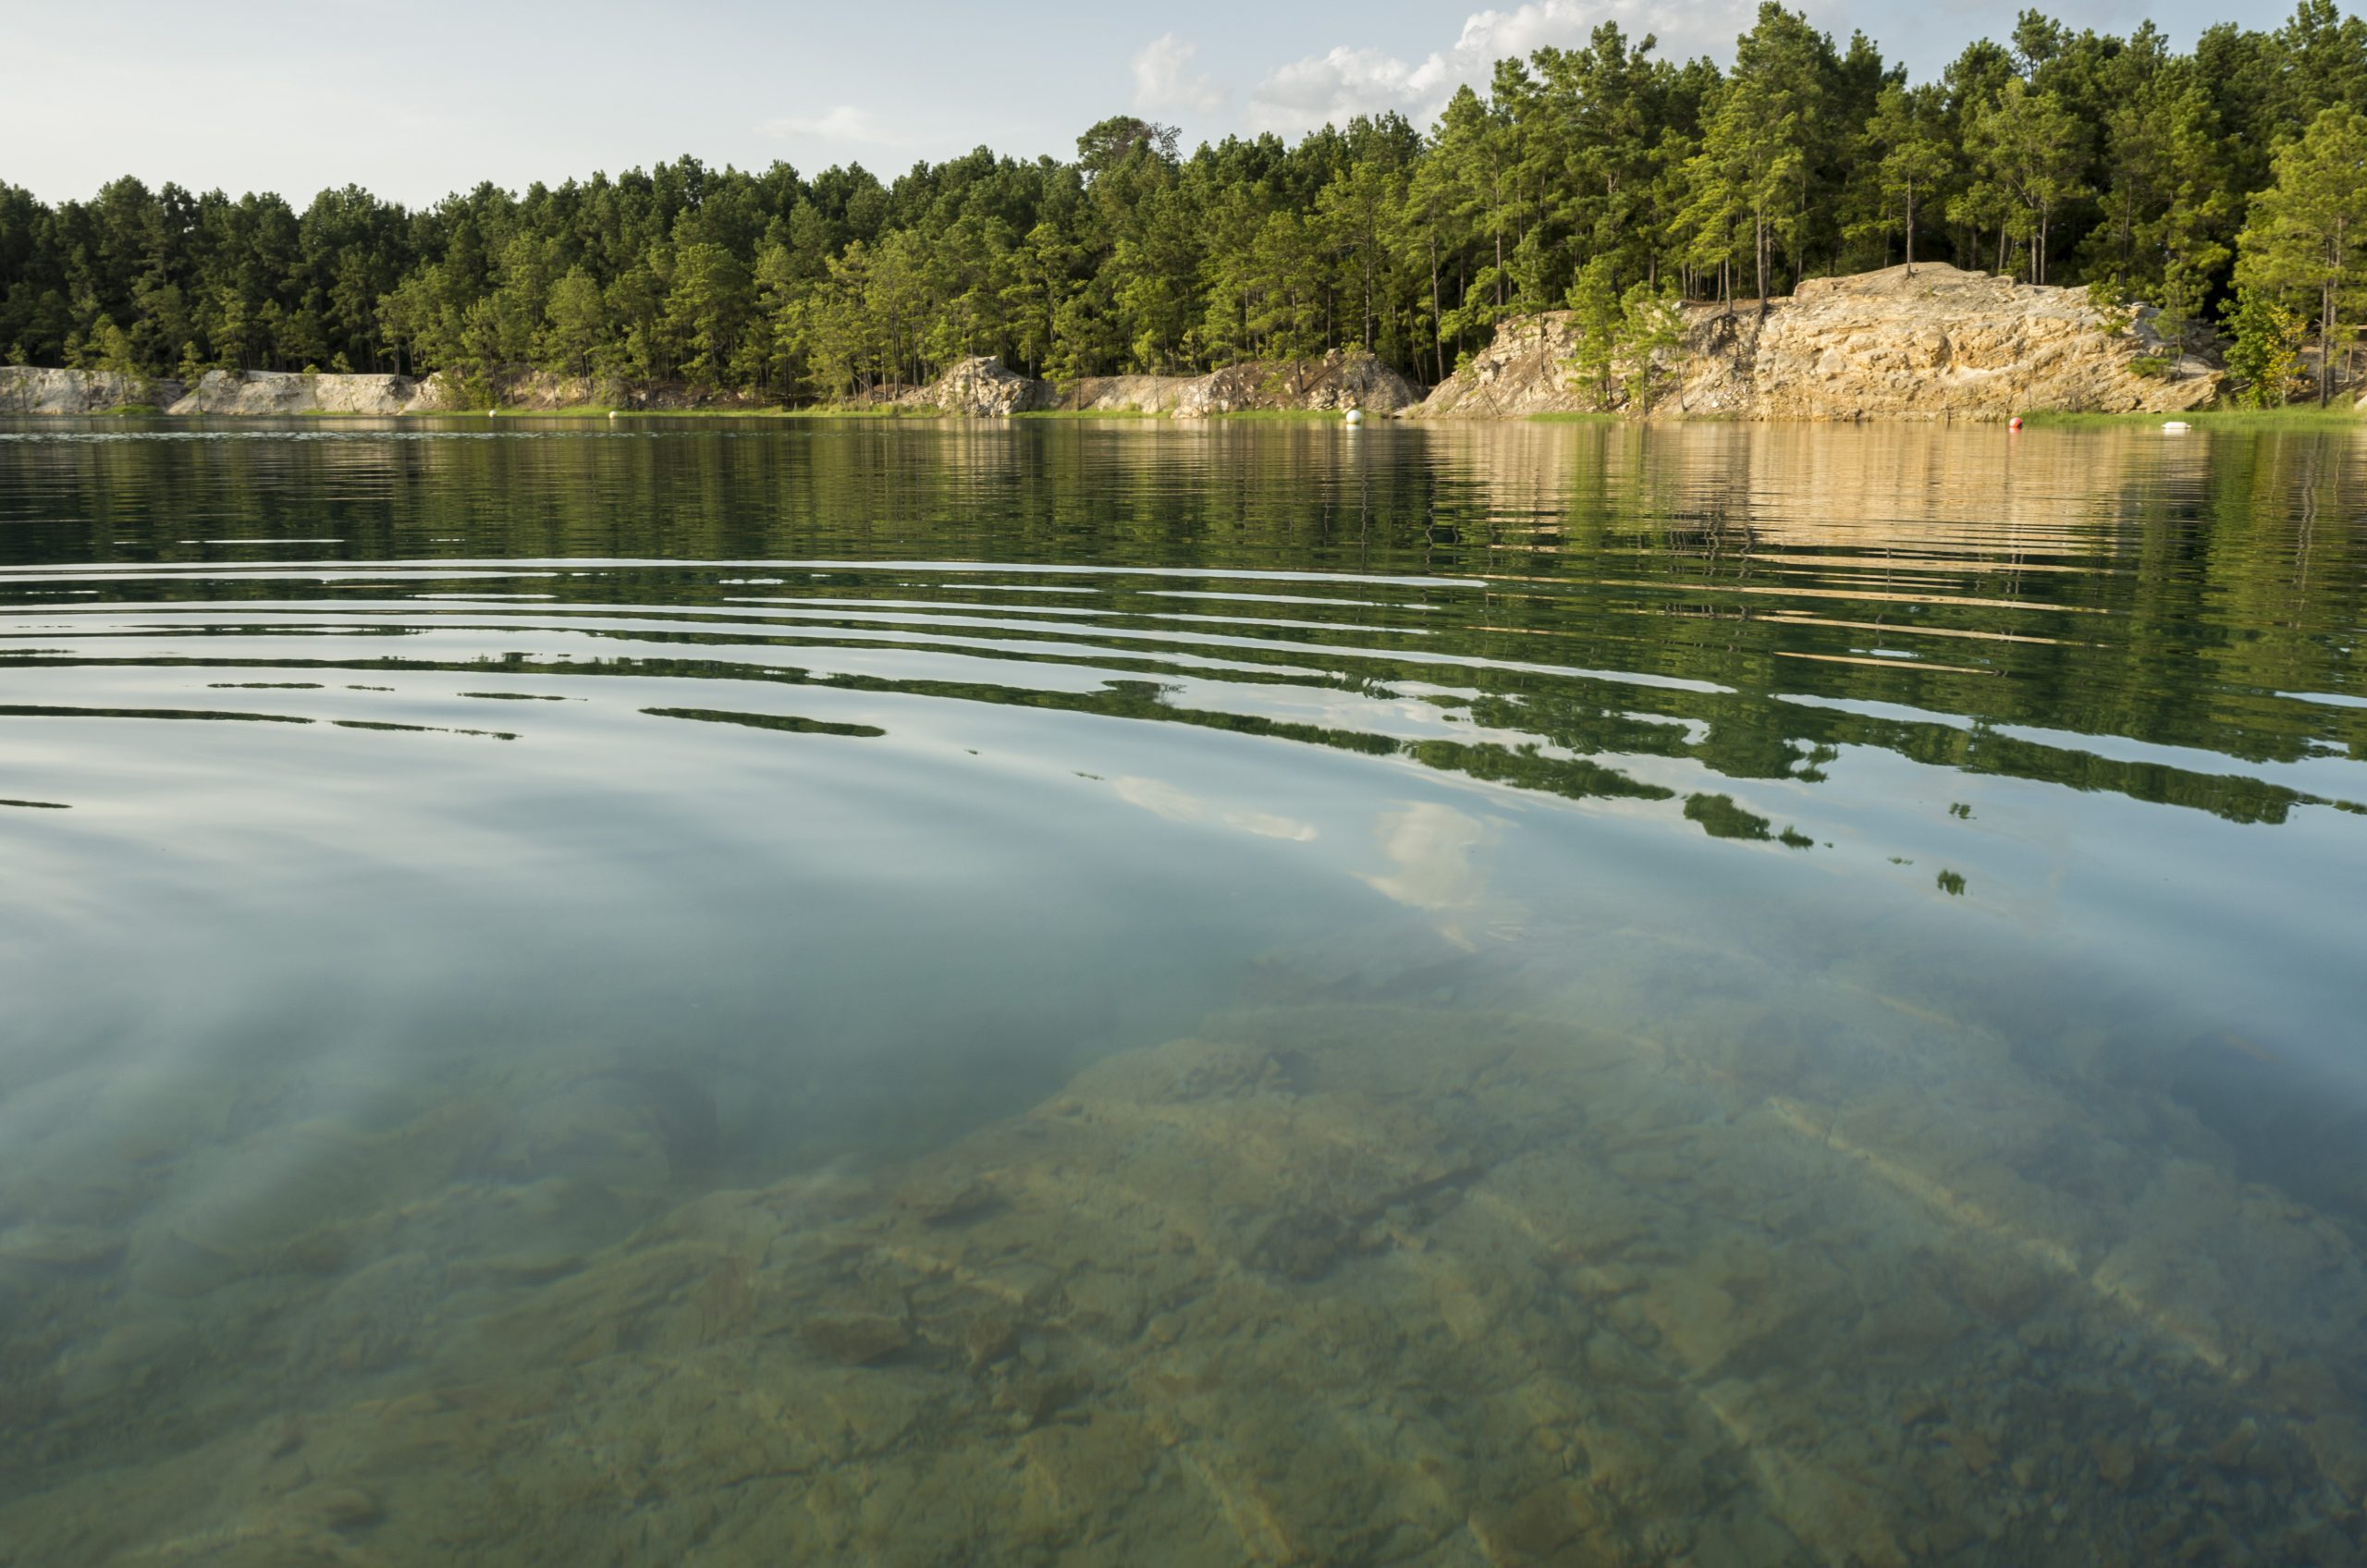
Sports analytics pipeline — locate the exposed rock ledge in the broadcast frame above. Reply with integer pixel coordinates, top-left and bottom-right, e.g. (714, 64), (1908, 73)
(3, 367), (782, 416)
(906, 349), (1424, 419)
(1417, 263), (2219, 421)
(2, 271), (2219, 423)
(900, 357), (1058, 416)
(167, 370), (441, 416)
(0, 367), (183, 413)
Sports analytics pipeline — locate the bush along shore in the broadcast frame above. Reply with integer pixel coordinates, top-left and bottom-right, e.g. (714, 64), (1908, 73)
(2, 262), (2226, 422)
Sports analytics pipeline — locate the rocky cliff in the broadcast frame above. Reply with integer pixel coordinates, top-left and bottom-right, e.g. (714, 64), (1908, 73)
(1417, 263), (2219, 421)
(0, 367), (183, 413)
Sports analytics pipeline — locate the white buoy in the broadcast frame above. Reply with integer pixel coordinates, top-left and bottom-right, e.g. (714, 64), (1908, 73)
(1344, 408), (1363, 426)
(2162, 420), (2192, 432)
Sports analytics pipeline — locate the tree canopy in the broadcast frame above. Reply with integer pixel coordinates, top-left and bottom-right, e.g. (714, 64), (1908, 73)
(4, 5), (2364, 402)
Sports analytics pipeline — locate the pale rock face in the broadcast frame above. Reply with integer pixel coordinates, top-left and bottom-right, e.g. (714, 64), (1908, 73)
(0, 366), (183, 412)
(1169, 348), (1423, 419)
(906, 357), (1060, 416)
(907, 349), (1422, 419)
(0, 267), (2226, 424)
(164, 369), (430, 416)
(1417, 263), (2222, 421)
(1051, 373), (1196, 412)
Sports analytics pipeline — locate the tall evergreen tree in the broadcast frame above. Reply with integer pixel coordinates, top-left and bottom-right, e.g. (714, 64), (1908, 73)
(2235, 104), (2367, 403)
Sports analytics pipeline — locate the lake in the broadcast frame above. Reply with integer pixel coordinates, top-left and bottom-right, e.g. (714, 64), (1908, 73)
(0, 416), (2361, 1564)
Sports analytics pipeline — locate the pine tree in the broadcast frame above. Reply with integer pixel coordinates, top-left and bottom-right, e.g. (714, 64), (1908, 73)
(1620, 279), (1686, 413)
(2235, 104), (2367, 403)
(2224, 288), (2307, 404)
(1863, 85), (1951, 273)
(1966, 80), (2087, 284)
(1564, 255), (1623, 407)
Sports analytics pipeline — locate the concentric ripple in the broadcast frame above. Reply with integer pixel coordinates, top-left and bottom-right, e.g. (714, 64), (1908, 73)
(0, 419), (2363, 1562)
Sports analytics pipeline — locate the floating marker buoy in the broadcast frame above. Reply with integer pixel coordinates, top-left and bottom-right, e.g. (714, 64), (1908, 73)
(2009, 416), (2023, 431)
(1344, 409), (1363, 425)
(2162, 420), (2191, 432)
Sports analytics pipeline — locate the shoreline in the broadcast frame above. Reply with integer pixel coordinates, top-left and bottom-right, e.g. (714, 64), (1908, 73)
(1, 263), (2253, 426)
(16, 406), (2358, 428)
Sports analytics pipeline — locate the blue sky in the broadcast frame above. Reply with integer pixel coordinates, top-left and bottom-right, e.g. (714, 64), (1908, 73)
(0, 0), (2299, 205)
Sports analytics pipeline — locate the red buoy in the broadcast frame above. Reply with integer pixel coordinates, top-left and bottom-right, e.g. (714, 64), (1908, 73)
(2009, 416), (2024, 431)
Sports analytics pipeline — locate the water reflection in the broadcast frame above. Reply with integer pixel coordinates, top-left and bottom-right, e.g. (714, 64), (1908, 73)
(0, 418), (2361, 1562)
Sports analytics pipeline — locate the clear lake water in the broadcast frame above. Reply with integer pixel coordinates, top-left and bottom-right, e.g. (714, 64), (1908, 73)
(0, 416), (2362, 1564)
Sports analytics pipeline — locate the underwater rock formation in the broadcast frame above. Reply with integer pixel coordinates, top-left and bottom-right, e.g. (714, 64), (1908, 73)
(3, 977), (2361, 1565)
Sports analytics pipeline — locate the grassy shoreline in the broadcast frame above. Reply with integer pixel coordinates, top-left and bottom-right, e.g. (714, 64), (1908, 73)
(32, 399), (2366, 427)
(2017, 405), (2361, 428)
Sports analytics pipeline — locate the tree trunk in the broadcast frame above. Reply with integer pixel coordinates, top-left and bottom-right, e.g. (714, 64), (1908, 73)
(1754, 212), (1769, 323)
(2323, 276), (2336, 408)
(1429, 231), (1443, 384)
(1364, 216), (1376, 352)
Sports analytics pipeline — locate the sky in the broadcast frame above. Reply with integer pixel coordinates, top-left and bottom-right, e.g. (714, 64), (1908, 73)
(0, 0), (2302, 207)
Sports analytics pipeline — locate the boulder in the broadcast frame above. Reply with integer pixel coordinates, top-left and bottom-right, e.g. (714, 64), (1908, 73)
(904, 357), (1057, 416)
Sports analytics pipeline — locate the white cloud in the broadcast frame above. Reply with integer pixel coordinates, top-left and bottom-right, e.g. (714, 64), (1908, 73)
(1246, 0), (1755, 135)
(759, 104), (917, 148)
(1132, 33), (1227, 116)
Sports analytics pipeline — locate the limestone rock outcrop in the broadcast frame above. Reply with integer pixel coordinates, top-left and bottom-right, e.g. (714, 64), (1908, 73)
(1171, 349), (1423, 419)
(166, 369), (432, 416)
(902, 350), (1421, 420)
(905, 356), (1059, 416)
(0, 367), (183, 413)
(0, 270), (2230, 426)
(1049, 374), (1196, 413)
(1417, 263), (2221, 421)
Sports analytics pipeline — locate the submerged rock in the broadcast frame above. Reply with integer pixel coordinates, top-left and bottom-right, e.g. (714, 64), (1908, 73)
(803, 1312), (913, 1366)
(6, 983), (2365, 1563)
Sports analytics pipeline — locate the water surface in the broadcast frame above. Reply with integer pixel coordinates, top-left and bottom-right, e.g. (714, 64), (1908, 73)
(1, 417), (2362, 1563)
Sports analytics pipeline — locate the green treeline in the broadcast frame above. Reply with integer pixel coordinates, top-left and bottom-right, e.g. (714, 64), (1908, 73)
(7, 3), (2367, 402)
